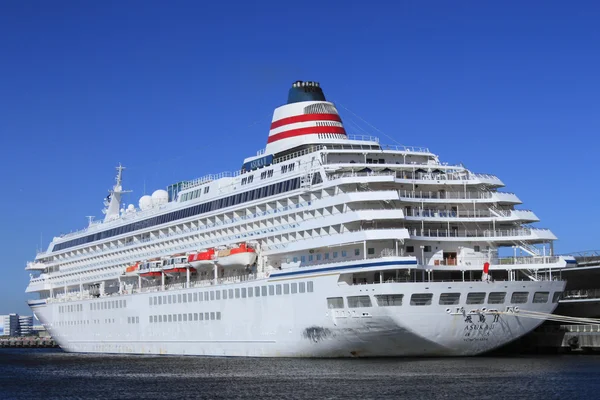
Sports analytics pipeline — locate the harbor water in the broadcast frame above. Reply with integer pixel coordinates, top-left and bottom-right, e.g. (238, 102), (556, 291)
(1, 349), (599, 399)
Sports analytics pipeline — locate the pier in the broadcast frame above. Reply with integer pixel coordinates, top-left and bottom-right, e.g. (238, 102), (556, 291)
(0, 337), (58, 348)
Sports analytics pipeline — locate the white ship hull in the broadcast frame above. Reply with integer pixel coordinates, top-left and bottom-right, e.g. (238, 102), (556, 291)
(31, 261), (565, 357)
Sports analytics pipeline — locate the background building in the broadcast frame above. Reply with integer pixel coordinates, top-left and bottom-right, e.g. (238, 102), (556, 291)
(0, 314), (20, 336)
(18, 315), (33, 336)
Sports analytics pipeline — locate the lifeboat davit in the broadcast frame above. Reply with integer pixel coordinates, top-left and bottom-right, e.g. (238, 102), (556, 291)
(188, 249), (215, 268)
(216, 244), (257, 268)
(138, 258), (162, 278)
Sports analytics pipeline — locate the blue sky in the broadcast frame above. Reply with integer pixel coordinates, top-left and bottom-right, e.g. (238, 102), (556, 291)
(1, 1), (599, 315)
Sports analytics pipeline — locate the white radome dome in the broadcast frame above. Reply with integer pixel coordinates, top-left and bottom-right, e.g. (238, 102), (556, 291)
(151, 189), (169, 206)
(127, 204), (135, 212)
(139, 195), (153, 210)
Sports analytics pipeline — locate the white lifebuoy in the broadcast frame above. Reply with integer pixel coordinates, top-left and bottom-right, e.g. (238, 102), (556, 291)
(514, 306), (520, 313)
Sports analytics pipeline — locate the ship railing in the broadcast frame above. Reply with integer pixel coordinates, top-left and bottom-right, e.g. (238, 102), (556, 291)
(347, 134), (380, 143)
(405, 209), (530, 219)
(435, 256), (561, 267)
(409, 227), (551, 238)
(327, 171), (396, 180)
(399, 189), (497, 200)
(562, 288), (600, 300)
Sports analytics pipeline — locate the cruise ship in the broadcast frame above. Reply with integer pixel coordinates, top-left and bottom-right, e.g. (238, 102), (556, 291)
(25, 81), (574, 357)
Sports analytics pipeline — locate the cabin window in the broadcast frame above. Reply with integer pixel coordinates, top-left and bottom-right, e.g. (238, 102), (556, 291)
(307, 281), (314, 292)
(269, 285), (275, 296)
(255, 287), (261, 297)
(424, 246), (432, 252)
(210, 312), (215, 320)
(194, 313), (198, 321)
(217, 312), (221, 320)
(488, 292), (506, 304)
(324, 253), (329, 260)
(327, 297), (344, 309)
(183, 314), (188, 322)
(276, 285), (282, 295)
(342, 251), (347, 257)
(177, 294), (182, 303)
(368, 248), (375, 255)
(205, 292), (209, 301)
(299, 282), (306, 293)
(375, 294), (403, 306)
(467, 292), (486, 305)
(188, 293), (193, 302)
(193, 293), (198, 302)
(552, 291), (563, 303)
(248, 288), (253, 298)
(284, 283), (290, 294)
(511, 292), (529, 304)
(199, 313), (204, 321)
(474, 245), (480, 252)
(261, 286), (267, 296)
(333, 252), (338, 258)
(406, 246), (414, 253)
(410, 293), (433, 306)
(168, 315), (172, 322)
(229, 289), (233, 298)
(291, 283), (298, 294)
(183, 295), (187, 303)
(439, 293), (461, 305)
(216, 291), (221, 300)
(223, 290), (228, 299)
(533, 292), (549, 303)
(348, 295), (372, 308)
(242, 288), (247, 298)
(235, 288), (240, 298)
(308, 255), (313, 262)
(293, 257), (298, 263)
(316, 254), (322, 261)
(354, 249), (360, 256)
(210, 291), (215, 301)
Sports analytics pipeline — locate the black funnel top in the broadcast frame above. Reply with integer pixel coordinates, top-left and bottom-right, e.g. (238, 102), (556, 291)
(287, 81), (326, 104)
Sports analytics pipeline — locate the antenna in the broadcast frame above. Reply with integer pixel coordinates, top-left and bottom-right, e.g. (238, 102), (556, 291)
(86, 216), (95, 226)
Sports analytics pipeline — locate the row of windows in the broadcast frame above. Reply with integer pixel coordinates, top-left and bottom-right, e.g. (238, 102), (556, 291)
(326, 291), (563, 309)
(90, 299), (127, 311)
(59, 304), (83, 313)
(149, 312), (221, 324)
(292, 248), (372, 263)
(53, 177), (301, 252)
(150, 281), (315, 306)
(179, 186), (210, 202)
(127, 316), (140, 324)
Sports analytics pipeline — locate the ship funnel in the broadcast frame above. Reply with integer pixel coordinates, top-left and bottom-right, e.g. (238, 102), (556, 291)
(265, 81), (347, 154)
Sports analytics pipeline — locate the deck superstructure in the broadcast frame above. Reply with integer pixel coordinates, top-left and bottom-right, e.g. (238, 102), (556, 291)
(25, 81), (572, 357)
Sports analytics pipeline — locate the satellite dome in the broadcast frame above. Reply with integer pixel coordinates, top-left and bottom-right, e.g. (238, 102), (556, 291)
(127, 204), (135, 213)
(151, 189), (168, 206)
(139, 195), (153, 211)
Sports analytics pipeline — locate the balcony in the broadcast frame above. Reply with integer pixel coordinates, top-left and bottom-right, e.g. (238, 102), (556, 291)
(398, 190), (521, 204)
(409, 227), (556, 241)
(405, 208), (538, 222)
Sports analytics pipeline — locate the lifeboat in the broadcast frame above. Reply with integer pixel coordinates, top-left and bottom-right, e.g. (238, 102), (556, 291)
(124, 262), (140, 275)
(188, 249), (215, 268)
(216, 243), (257, 268)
